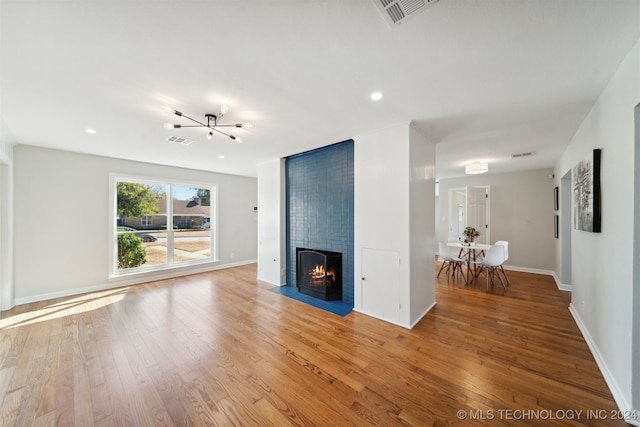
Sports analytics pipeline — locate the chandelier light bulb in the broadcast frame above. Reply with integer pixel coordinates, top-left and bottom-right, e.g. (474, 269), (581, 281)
(206, 132), (213, 140)
(220, 104), (229, 115)
(163, 105), (182, 116)
(163, 123), (174, 129)
(242, 122), (253, 128)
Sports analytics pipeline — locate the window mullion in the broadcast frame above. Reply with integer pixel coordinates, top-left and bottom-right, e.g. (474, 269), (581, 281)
(167, 184), (174, 266)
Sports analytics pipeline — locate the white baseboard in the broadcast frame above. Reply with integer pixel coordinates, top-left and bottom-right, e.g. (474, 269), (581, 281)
(557, 283), (573, 292)
(352, 308), (413, 329)
(549, 271), (572, 291)
(500, 265), (573, 291)
(410, 301), (437, 329)
(13, 259), (257, 306)
(257, 276), (286, 286)
(438, 261), (555, 278)
(502, 264), (554, 276)
(568, 304), (637, 424)
(353, 300), (437, 330)
(438, 262), (570, 290)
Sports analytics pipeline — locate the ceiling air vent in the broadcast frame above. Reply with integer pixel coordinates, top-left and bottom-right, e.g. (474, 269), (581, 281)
(511, 151), (535, 159)
(371, 0), (439, 28)
(167, 136), (194, 146)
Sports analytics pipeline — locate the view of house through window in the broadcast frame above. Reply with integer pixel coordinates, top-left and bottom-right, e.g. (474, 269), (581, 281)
(115, 179), (214, 273)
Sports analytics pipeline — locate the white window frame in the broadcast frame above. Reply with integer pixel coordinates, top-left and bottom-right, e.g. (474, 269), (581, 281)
(141, 215), (152, 227)
(109, 173), (218, 278)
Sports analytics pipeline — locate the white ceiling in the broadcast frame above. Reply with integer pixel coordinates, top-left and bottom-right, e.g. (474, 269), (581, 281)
(1, 0), (638, 179)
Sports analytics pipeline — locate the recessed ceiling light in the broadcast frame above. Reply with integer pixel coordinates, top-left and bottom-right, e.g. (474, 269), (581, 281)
(370, 92), (383, 101)
(86, 128), (96, 134)
(218, 155), (225, 159)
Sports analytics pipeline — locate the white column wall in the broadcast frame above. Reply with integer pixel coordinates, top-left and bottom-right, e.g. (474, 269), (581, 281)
(257, 159), (286, 285)
(354, 122), (436, 328)
(409, 124), (437, 326)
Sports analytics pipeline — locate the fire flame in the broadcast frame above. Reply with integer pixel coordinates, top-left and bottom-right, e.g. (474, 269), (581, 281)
(307, 264), (336, 285)
(311, 264), (325, 279)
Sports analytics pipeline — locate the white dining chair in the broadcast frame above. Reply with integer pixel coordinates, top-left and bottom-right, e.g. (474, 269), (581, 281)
(472, 244), (507, 291)
(493, 240), (510, 285)
(437, 241), (468, 284)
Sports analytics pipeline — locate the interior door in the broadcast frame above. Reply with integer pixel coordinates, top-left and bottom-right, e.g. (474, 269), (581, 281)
(361, 248), (400, 323)
(466, 186), (487, 244)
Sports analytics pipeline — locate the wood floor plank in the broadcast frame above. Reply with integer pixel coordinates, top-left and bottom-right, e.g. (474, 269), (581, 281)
(72, 361), (94, 427)
(0, 263), (628, 426)
(33, 410), (56, 427)
(1, 388), (22, 426)
(54, 315), (74, 426)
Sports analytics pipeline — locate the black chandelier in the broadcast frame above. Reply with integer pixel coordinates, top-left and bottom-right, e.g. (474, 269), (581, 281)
(163, 105), (251, 143)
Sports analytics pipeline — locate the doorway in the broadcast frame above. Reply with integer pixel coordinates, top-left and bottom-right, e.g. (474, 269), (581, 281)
(448, 186), (490, 244)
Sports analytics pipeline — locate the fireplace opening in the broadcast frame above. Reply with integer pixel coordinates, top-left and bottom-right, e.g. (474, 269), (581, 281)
(296, 248), (342, 301)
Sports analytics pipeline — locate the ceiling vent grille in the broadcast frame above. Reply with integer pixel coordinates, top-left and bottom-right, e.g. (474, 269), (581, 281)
(371, 0), (439, 28)
(511, 151), (535, 159)
(167, 136), (194, 146)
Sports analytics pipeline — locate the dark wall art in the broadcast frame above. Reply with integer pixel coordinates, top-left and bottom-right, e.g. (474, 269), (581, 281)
(572, 148), (602, 232)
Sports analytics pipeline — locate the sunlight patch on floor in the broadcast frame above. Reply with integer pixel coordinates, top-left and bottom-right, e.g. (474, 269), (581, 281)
(0, 287), (130, 329)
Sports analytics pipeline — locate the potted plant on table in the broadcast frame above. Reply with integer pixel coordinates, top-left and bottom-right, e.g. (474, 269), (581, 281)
(463, 226), (480, 245)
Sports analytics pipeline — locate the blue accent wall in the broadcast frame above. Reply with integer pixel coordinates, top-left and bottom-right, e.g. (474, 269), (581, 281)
(286, 139), (354, 307)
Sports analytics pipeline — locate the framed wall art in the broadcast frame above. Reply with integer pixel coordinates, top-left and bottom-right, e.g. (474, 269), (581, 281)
(572, 148), (602, 232)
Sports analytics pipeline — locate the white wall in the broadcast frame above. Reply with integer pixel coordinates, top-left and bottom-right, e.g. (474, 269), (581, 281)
(409, 124), (436, 326)
(555, 38), (639, 415)
(13, 145), (257, 304)
(257, 159), (286, 285)
(633, 102), (640, 416)
(437, 169), (556, 273)
(0, 118), (16, 310)
(354, 122), (436, 328)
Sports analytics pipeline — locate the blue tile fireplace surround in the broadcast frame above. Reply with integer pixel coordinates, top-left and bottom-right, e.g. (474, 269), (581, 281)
(285, 139), (354, 309)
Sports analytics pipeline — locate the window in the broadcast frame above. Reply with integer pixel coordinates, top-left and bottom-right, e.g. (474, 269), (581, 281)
(112, 176), (216, 275)
(141, 215), (152, 227)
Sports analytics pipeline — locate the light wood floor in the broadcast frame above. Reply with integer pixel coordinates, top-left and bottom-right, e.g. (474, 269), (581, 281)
(0, 264), (626, 426)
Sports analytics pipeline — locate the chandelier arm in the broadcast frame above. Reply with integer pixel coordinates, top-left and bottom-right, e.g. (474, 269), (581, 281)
(181, 123), (236, 139)
(208, 127), (234, 138)
(179, 113), (209, 128)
